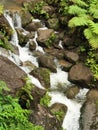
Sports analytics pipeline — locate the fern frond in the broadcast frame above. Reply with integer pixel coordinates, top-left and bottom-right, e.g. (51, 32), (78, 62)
(89, 5), (98, 19)
(88, 20), (98, 34)
(68, 5), (87, 15)
(70, 0), (88, 7)
(84, 28), (93, 40)
(84, 28), (98, 48)
(89, 36), (98, 48)
(68, 16), (88, 28)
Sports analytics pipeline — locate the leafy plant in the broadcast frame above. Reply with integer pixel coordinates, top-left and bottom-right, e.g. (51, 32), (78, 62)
(52, 110), (65, 121)
(40, 92), (51, 107)
(46, 33), (56, 47)
(30, 1), (49, 19)
(0, 80), (44, 130)
(85, 50), (98, 80)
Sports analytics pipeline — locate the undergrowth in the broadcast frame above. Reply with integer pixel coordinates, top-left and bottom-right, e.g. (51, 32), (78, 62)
(0, 80), (44, 130)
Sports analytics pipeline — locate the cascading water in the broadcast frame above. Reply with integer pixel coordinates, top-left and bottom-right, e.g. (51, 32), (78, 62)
(4, 11), (89, 130)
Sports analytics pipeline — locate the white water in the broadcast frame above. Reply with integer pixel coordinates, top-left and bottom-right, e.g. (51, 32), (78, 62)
(4, 11), (89, 130)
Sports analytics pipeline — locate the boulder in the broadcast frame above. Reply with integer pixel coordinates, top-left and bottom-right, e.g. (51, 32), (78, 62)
(80, 100), (98, 130)
(19, 9), (32, 27)
(0, 14), (13, 38)
(58, 59), (72, 72)
(30, 67), (50, 89)
(44, 48), (65, 59)
(0, 56), (26, 94)
(65, 86), (80, 99)
(64, 51), (79, 64)
(68, 63), (93, 88)
(46, 18), (60, 30)
(38, 54), (57, 72)
(30, 104), (61, 130)
(50, 103), (67, 123)
(29, 40), (36, 51)
(37, 29), (54, 47)
(25, 21), (43, 32)
(80, 89), (98, 130)
(16, 28), (30, 46)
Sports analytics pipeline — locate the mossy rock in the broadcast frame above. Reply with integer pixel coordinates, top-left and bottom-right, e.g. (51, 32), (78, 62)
(30, 67), (51, 89)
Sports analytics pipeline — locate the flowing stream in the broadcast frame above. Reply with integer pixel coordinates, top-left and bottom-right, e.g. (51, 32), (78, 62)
(4, 11), (89, 130)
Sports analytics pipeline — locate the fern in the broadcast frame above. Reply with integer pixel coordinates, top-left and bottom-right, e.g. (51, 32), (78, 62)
(68, 15), (88, 27)
(84, 28), (98, 48)
(89, 2), (98, 19)
(68, 5), (87, 15)
(0, 80), (44, 130)
(70, 0), (88, 7)
(87, 20), (98, 34)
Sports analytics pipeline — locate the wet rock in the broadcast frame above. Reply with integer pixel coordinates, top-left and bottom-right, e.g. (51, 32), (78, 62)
(30, 104), (61, 130)
(38, 54), (57, 72)
(59, 59), (72, 72)
(44, 48), (65, 59)
(37, 29), (54, 47)
(68, 63), (93, 88)
(0, 14), (13, 38)
(65, 86), (80, 99)
(25, 21), (43, 32)
(87, 89), (98, 101)
(22, 61), (37, 72)
(30, 67), (50, 89)
(46, 18), (59, 30)
(0, 47), (10, 56)
(29, 40), (36, 51)
(50, 103), (67, 123)
(33, 50), (44, 57)
(19, 9), (32, 27)
(64, 51), (79, 64)
(0, 56), (26, 94)
(16, 28), (29, 46)
(19, 85), (46, 109)
(80, 100), (98, 130)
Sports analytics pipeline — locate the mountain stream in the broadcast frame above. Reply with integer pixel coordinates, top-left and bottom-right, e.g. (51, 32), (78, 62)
(4, 11), (89, 130)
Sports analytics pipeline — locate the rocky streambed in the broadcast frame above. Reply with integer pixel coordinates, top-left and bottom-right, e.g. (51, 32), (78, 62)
(0, 0), (98, 130)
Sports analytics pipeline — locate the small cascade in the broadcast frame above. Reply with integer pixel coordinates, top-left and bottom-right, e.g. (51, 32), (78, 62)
(4, 10), (89, 130)
(50, 66), (89, 130)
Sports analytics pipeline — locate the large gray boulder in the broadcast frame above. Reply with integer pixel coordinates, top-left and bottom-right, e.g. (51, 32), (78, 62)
(68, 63), (93, 88)
(0, 56), (26, 94)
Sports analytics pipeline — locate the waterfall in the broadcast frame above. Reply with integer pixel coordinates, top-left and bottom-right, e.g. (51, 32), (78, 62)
(4, 11), (89, 130)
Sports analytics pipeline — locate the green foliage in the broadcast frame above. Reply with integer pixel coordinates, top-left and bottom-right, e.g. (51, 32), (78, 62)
(52, 110), (65, 121)
(0, 80), (44, 130)
(46, 33), (56, 47)
(85, 50), (98, 80)
(30, 1), (49, 19)
(40, 93), (51, 107)
(0, 31), (14, 51)
(66, 0), (98, 49)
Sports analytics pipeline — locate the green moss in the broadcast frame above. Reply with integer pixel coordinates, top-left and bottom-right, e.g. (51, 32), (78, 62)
(40, 92), (51, 107)
(45, 33), (56, 47)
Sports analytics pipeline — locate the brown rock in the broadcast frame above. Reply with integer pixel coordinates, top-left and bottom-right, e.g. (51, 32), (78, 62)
(68, 63), (93, 88)
(0, 56), (26, 94)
